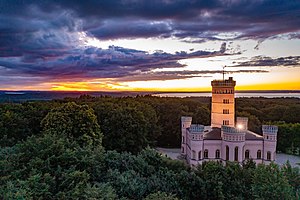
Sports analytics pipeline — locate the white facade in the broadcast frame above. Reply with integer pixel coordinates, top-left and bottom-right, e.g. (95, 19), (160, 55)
(182, 77), (278, 165)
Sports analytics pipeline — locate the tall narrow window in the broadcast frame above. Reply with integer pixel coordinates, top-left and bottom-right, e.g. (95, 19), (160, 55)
(257, 150), (261, 159)
(223, 120), (229, 125)
(182, 147), (184, 153)
(234, 147), (239, 161)
(223, 109), (229, 114)
(192, 150), (196, 160)
(215, 149), (220, 159)
(245, 150), (250, 159)
(198, 151), (201, 160)
(226, 146), (229, 161)
(223, 99), (229, 104)
(204, 149), (208, 158)
(182, 136), (185, 143)
(267, 151), (271, 160)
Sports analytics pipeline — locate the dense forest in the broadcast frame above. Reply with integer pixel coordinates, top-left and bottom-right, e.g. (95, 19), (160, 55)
(1, 96), (300, 199)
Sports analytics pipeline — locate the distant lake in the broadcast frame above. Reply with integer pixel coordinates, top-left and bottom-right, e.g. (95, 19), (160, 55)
(154, 92), (300, 98)
(1, 91), (300, 103)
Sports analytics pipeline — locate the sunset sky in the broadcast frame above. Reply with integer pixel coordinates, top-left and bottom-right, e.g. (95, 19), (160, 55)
(0, 0), (299, 91)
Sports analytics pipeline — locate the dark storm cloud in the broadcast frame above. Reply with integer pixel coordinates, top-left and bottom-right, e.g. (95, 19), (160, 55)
(0, 0), (299, 87)
(70, 0), (300, 42)
(116, 69), (268, 81)
(0, 44), (229, 84)
(231, 56), (300, 67)
(1, 0), (300, 42)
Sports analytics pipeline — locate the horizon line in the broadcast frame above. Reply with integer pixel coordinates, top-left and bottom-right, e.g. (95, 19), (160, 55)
(1, 90), (300, 93)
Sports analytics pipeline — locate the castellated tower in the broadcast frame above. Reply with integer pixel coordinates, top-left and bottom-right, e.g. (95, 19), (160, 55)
(181, 116), (192, 156)
(181, 76), (278, 166)
(186, 124), (204, 165)
(211, 77), (236, 128)
(262, 125), (278, 162)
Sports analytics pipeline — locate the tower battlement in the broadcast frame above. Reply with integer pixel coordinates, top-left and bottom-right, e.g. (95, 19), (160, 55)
(181, 116), (192, 122)
(211, 77), (236, 87)
(262, 125), (278, 134)
(188, 124), (204, 133)
(222, 126), (245, 134)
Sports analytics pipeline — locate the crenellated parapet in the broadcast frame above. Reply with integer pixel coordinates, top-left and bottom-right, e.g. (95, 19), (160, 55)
(187, 124), (204, 141)
(222, 125), (245, 142)
(181, 116), (192, 129)
(262, 125), (278, 134)
(262, 125), (278, 141)
(211, 78), (236, 87)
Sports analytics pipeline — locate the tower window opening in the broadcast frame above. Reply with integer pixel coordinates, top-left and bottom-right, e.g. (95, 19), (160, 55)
(223, 109), (229, 114)
(223, 99), (229, 104)
(223, 120), (229, 125)
(198, 151), (201, 160)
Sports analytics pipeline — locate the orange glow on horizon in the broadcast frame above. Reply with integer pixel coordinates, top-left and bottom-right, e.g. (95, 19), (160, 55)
(48, 80), (300, 92)
(1, 79), (299, 92)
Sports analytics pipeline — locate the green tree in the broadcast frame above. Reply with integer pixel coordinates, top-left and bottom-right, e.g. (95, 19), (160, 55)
(251, 163), (295, 199)
(144, 191), (179, 200)
(93, 100), (159, 153)
(0, 133), (104, 199)
(41, 102), (102, 147)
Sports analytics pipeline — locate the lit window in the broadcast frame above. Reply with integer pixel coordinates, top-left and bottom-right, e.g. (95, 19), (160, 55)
(223, 99), (229, 104)
(223, 109), (229, 114)
(223, 120), (229, 125)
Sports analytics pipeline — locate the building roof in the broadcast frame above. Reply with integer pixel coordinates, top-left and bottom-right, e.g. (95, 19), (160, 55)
(203, 127), (264, 141)
(245, 130), (263, 140)
(204, 128), (222, 140)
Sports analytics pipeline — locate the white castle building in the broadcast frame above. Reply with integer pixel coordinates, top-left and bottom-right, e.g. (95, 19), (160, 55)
(181, 77), (278, 165)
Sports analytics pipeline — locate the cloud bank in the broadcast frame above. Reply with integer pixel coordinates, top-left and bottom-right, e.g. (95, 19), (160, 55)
(0, 0), (299, 89)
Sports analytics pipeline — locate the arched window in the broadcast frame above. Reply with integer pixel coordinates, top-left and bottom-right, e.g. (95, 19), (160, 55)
(226, 146), (229, 160)
(192, 150), (196, 160)
(267, 151), (271, 160)
(234, 146), (239, 161)
(198, 151), (201, 160)
(215, 149), (220, 159)
(257, 150), (262, 159)
(204, 149), (208, 158)
(245, 150), (250, 159)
